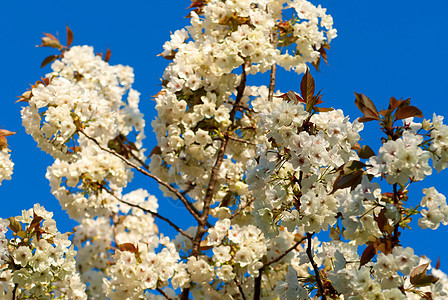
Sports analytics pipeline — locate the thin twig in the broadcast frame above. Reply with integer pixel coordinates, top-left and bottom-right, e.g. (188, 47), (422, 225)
(156, 287), (173, 300)
(265, 236), (306, 267)
(268, 27), (277, 102)
(229, 197), (255, 220)
(253, 236), (306, 300)
(228, 135), (257, 146)
(79, 129), (202, 222)
(105, 189), (193, 240)
(234, 277), (247, 300)
(306, 233), (326, 299)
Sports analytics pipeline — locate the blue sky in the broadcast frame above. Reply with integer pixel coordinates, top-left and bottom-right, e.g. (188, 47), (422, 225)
(1, 0), (447, 269)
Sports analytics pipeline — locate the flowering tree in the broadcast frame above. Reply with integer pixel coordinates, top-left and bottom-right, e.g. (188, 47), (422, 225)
(1, 0), (448, 299)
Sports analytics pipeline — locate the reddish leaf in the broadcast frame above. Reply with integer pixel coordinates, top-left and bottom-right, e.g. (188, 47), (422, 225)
(149, 145), (161, 157)
(66, 25), (74, 48)
(314, 106), (334, 112)
(359, 245), (376, 268)
(104, 48), (112, 62)
(300, 69), (315, 103)
(0, 130), (16, 137)
(0, 136), (7, 149)
(395, 106), (423, 120)
(436, 257), (440, 270)
(354, 93), (380, 122)
(40, 55), (59, 68)
(43, 32), (58, 40)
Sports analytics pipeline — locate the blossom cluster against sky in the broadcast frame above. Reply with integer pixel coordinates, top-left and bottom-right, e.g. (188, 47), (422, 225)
(1, 0), (447, 264)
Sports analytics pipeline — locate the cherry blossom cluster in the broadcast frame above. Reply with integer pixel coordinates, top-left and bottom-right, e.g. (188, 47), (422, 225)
(21, 45), (145, 220)
(0, 204), (87, 299)
(0, 148), (13, 186)
(0, 129), (15, 186)
(151, 0), (334, 209)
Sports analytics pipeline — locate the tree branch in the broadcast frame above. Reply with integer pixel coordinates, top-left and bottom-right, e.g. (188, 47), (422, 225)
(254, 236), (307, 300)
(79, 129), (202, 222)
(228, 135), (257, 146)
(156, 287), (173, 300)
(306, 233), (326, 299)
(268, 26), (277, 102)
(181, 62), (248, 300)
(229, 197), (255, 220)
(105, 189), (193, 240)
(234, 277), (247, 300)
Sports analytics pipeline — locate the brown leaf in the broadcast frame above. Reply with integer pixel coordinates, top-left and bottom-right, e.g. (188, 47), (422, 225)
(359, 245), (376, 268)
(16, 90), (32, 103)
(376, 239), (393, 254)
(104, 48), (112, 62)
(358, 145), (376, 159)
(149, 145), (161, 157)
(0, 130), (16, 137)
(40, 54), (60, 68)
(8, 217), (22, 233)
(118, 243), (138, 253)
(276, 91), (304, 104)
(354, 93), (380, 122)
(411, 269), (439, 287)
(313, 106), (334, 112)
(38, 37), (63, 50)
(331, 169), (364, 194)
(374, 209), (395, 235)
(395, 106), (423, 120)
(66, 25), (73, 48)
(43, 32), (58, 40)
(0, 136), (8, 150)
(300, 69), (315, 103)
(29, 213), (44, 232)
(199, 240), (213, 251)
(436, 257), (440, 270)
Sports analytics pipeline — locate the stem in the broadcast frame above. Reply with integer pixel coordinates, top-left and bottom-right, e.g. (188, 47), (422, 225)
(106, 189), (193, 240)
(79, 129), (202, 222)
(306, 233), (326, 299)
(12, 283), (18, 300)
(253, 271), (262, 300)
(266, 236), (306, 267)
